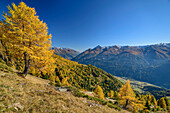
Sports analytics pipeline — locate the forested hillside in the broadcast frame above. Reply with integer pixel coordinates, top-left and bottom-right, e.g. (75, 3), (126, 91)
(53, 55), (122, 94)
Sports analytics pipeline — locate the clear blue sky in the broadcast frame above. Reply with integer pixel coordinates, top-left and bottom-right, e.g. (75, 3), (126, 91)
(1, 0), (170, 51)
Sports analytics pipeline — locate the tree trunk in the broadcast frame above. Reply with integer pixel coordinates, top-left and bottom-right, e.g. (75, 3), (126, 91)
(124, 99), (129, 109)
(23, 52), (30, 77)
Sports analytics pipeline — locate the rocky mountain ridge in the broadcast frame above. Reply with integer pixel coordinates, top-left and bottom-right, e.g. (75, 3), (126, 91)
(72, 43), (170, 89)
(52, 47), (79, 60)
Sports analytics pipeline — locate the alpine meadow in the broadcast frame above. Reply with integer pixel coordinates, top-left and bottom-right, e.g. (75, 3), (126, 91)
(0, 1), (170, 113)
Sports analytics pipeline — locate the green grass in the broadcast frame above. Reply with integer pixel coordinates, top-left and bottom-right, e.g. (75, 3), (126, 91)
(0, 62), (14, 72)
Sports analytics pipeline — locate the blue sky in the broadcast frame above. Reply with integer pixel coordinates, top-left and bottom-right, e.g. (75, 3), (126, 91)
(1, 0), (170, 51)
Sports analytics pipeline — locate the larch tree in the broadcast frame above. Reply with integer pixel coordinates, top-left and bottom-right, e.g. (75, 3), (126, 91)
(158, 97), (167, 109)
(94, 85), (104, 99)
(110, 90), (114, 98)
(164, 97), (170, 106)
(0, 20), (11, 63)
(151, 95), (157, 108)
(1, 2), (55, 77)
(118, 80), (145, 111)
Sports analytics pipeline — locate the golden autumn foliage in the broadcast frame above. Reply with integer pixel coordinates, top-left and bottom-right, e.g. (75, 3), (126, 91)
(1, 2), (55, 77)
(110, 90), (114, 98)
(158, 97), (167, 109)
(61, 77), (69, 86)
(151, 95), (157, 108)
(118, 80), (145, 112)
(94, 85), (104, 99)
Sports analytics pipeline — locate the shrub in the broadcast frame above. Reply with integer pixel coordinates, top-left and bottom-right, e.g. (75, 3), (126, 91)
(0, 63), (13, 72)
(55, 81), (61, 87)
(73, 91), (85, 97)
(108, 103), (122, 111)
(49, 82), (54, 85)
(157, 106), (161, 111)
(108, 101), (114, 104)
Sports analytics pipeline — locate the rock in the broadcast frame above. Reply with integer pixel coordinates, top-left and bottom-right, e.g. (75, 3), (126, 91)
(39, 90), (45, 92)
(10, 73), (14, 76)
(14, 107), (18, 111)
(13, 103), (24, 111)
(1, 73), (5, 76)
(44, 84), (50, 87)
(55, 87), (69, 92)
(87, 101), (102, 107)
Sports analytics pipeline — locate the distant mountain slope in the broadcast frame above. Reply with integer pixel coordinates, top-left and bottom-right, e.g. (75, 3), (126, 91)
(54, 55), (122, 94)
(52, 47), (79, 60)
(149, 60), (170, 88)
(72, 43), (170, 89)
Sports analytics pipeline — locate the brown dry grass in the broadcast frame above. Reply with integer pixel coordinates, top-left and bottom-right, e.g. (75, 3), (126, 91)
(0, 70), (130, 113)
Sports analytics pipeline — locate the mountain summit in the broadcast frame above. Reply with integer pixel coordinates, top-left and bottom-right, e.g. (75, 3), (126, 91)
(52, 47), (79, 60)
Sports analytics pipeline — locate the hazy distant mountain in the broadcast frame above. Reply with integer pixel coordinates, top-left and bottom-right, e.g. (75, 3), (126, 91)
(52, 47), (79, 60)
(72, 43), (170, 89)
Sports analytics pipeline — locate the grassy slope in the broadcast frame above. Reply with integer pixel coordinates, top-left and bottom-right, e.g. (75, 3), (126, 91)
(0, 63), (129, 113)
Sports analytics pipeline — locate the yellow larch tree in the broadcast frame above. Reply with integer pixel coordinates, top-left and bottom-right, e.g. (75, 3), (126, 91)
(0, 20), (12, 64)
(1, 2), (55, 77)
(110, 90), (114, 98)
(94, 85), (104, 99)
(151, 95), (157, 108)
(158, 97), (167, 109)
(118, 80), (145, 111)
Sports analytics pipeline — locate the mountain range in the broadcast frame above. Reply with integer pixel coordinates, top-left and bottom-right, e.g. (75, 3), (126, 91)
(71, 43), (170, 89)
(52, 47), (79, 60)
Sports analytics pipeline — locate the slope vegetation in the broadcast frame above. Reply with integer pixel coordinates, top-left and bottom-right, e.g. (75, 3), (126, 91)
(54, 55), (122, 94)
(0, 63), (127, 113)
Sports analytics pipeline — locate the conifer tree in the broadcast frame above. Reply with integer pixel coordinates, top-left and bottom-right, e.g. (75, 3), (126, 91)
(1, 2), (55, 77)
(0, 21), (12, 63)
(158, 97), (167, 109)
(146, 94), (152, 102)
(145, 100), (151, 110)
(164, 97), (170, 106)
(61, 77), (69, 85)
(110, 90), (114, 98)
(114, 91), (118, 99)
(55, 76), (61, 86)
(94, 85), (104, 99)
(49, 74), (56, 83)
(118, 80), (144, 111)
(151, 95), (157, 108)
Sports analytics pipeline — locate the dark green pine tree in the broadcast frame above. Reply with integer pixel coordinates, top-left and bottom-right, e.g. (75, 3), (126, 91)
(145, 100), (151, 110)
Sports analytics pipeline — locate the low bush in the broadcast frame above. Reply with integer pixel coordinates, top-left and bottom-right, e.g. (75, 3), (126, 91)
(0, 63), (13, 72)
(108, 103), (122, 111)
